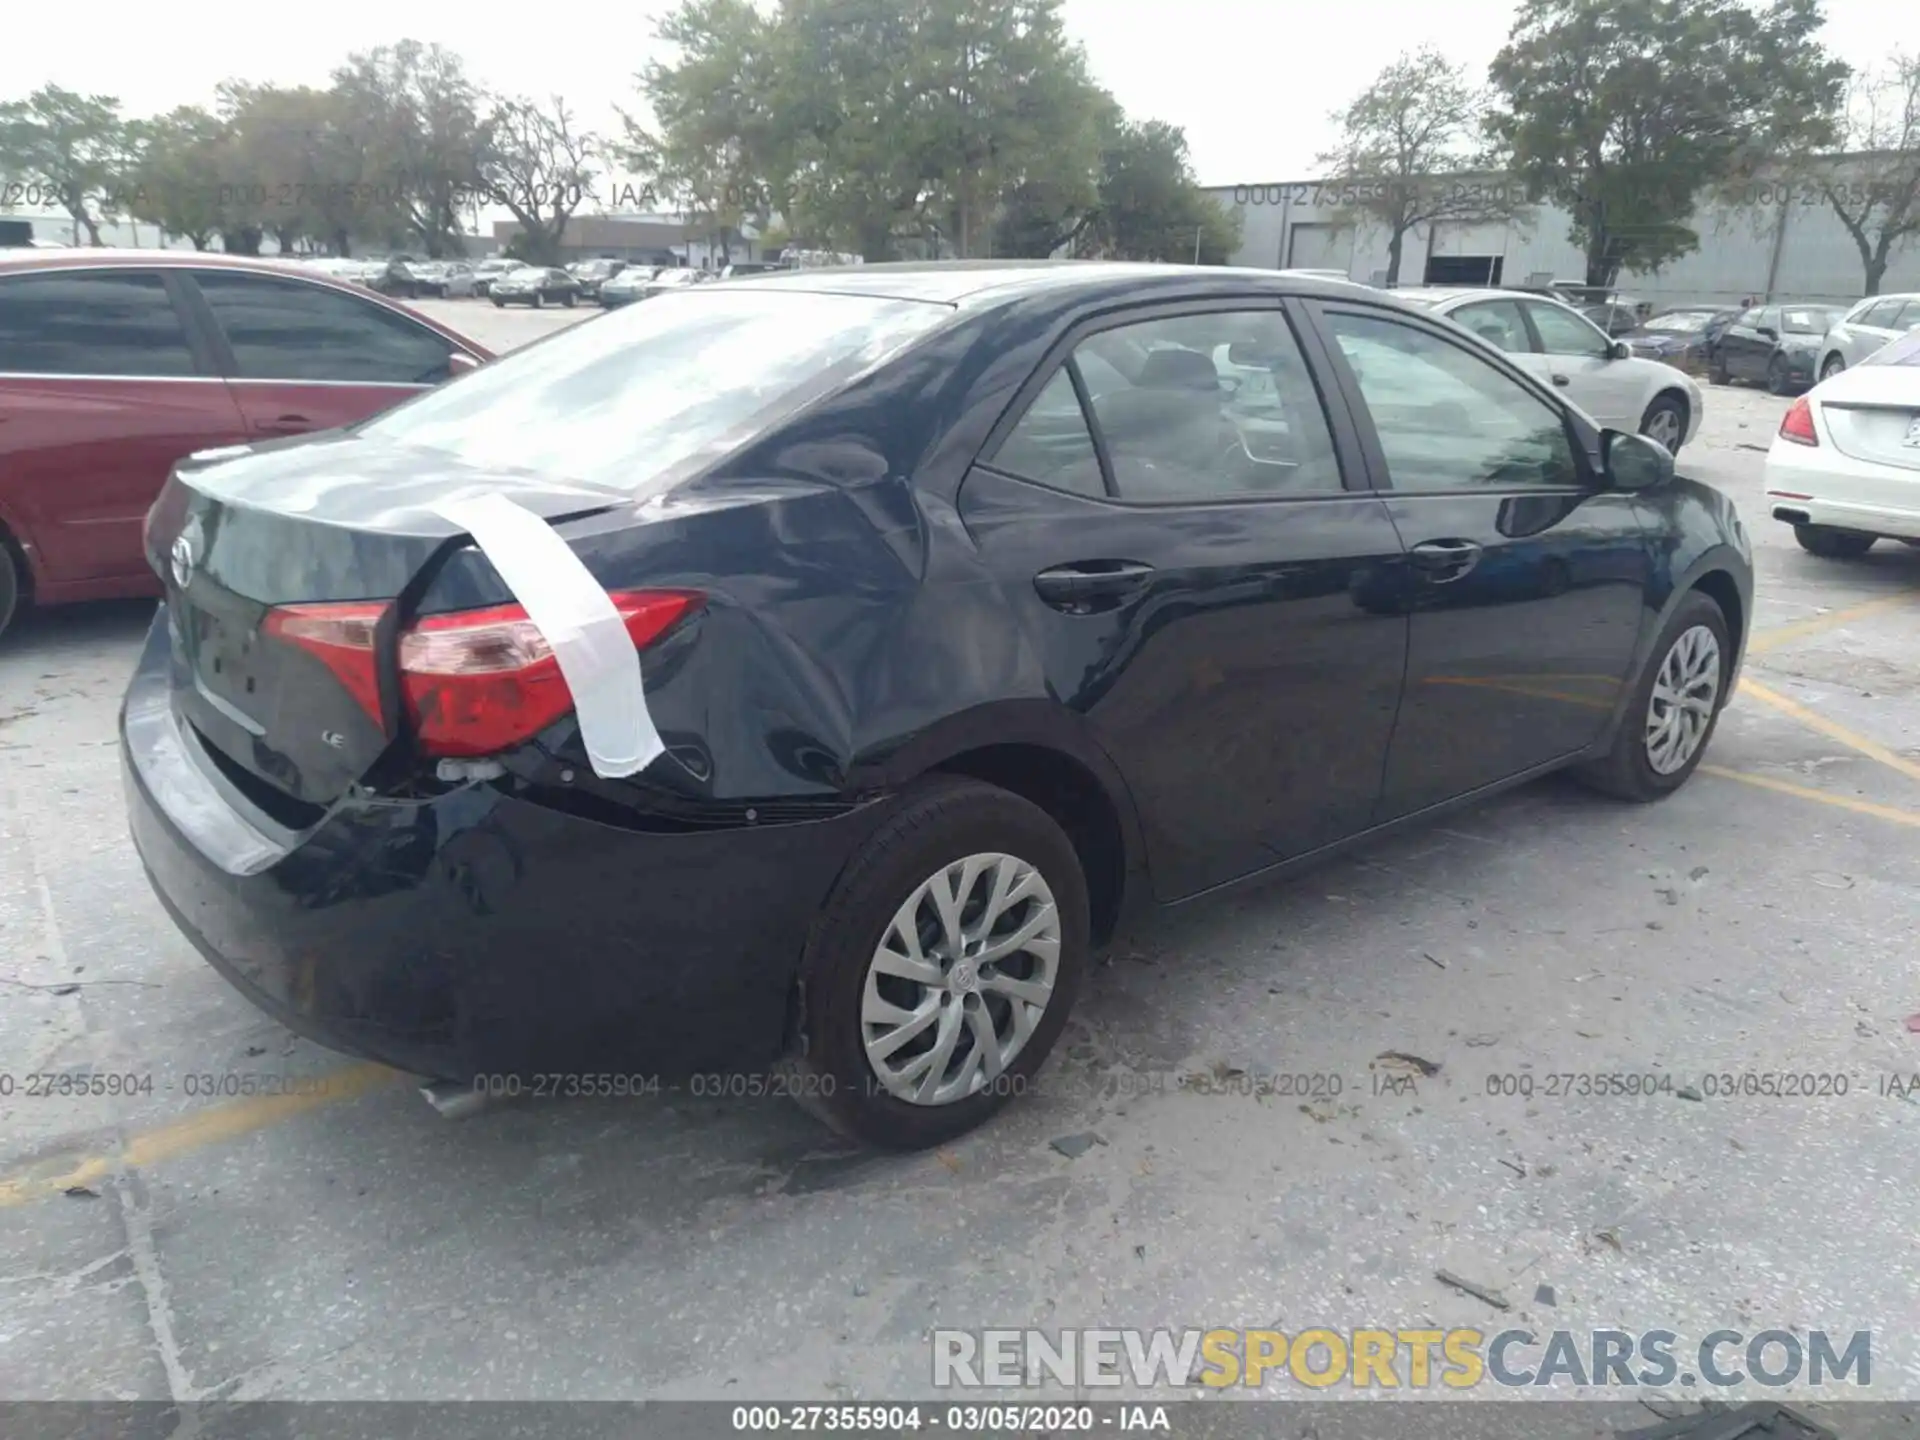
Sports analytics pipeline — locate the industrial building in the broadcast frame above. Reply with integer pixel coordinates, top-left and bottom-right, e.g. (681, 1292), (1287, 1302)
(1204, 155), (1920, 306)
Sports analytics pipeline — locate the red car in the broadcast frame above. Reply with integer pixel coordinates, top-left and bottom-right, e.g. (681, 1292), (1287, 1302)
(0, 250), (490, 638)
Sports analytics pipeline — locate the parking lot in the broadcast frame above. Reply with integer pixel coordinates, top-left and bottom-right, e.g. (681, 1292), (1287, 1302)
(2, 302), (1917, 1410)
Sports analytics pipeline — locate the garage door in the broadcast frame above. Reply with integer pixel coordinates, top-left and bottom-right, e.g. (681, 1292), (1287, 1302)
(1287, 223), (1353, 274)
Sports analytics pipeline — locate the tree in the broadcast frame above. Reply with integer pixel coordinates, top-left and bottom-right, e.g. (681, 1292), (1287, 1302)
(478, 97), (598, 263)
(330, 42), (489, 257)
(1800, 54), (1920, 295)
(623, 0), (787, 252)
(123, 107), (229, 250)
(1316, 47), (1526, 287)
(1089, 117), (1240, 262)
(0, 85), (130, 244)
(1486, 0), (1848, 286)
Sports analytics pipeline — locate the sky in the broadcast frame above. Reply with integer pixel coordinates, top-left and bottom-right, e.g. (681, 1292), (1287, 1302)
(0, 0), (1896, 191)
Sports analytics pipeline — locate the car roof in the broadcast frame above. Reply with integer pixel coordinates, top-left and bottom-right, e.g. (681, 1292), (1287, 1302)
(705, 259), (1388, 308)
(0, 247), (380, 280)
(1390, 285), (1573, 308)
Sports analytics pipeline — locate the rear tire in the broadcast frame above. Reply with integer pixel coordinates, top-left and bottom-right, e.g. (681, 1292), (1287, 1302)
(1710, 351), (1730, 385)
(1795, 524), (1877, 558)
(562, 292), (577, 308)
(0, 539), (26, 641)
(1571, 590), (1730, 803)
(1766, 355), (1790, 395)
(1820, 355), (1844, 382)
(530, 293), (543, 309)
(781, 776), (1090, 1151)
(492, 297), (505, 308)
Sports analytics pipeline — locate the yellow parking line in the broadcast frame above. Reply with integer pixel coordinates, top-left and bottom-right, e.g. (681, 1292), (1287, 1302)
(1738, 679), (1920, 788)
(1701, 765), (1920, 828)
(0, 1062), (402, 1209)
(1746, 591), (1917, 657)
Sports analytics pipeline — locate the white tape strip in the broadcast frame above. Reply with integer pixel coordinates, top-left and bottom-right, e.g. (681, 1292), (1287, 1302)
(433, 493), (663, 778)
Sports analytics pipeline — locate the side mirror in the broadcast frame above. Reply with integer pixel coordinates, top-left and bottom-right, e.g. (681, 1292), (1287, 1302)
(447, 352), (482, 378)
(1603, 429), (1674, 491)
(1610, 341), (1631, 360)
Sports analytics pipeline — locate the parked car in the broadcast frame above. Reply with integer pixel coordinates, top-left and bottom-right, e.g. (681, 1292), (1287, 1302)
(637, 268), (707, 300)
(717, 262), (784, 278)
(1395, 287), (1704, 455)
(122, 263), (1752, 1149)
(1582, 300), (1649, 338)
(566, 258), (628, 300)
(364, 256), (428, 299)
(1711, 303), (1848, 393)
(0, 250), (489, 638)
(470, 257), (521, 298)
(490, 265), (580, 309)
(406, 261), (479, 299)
(1620, 308), (1729, 371)
(1765, 326), (1920, 557)
(1815, 293), (1920, 381)
(597, 265), (660, 308)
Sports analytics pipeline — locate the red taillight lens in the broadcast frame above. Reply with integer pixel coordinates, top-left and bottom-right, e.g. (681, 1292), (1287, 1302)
(1779, 397), (1818, 446)
(265, 591), (699, 758)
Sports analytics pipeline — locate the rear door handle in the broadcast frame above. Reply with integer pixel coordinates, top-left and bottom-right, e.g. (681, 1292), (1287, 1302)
(1408, 539), (1482, 582)
(254, 414), (314, 434)
(1033, 561), (1155, 612)
(1551, 373), (1570, 387)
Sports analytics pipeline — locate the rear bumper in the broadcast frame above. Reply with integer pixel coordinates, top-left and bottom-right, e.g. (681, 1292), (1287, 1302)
(1766, 445), (1920, 540)
(121, 608), (882, 1080)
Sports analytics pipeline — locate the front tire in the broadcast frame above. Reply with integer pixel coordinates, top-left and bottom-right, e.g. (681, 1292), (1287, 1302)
(1820, 355), (1844, 382)
(1639, 394), (1688, 456)
(782, 776), (1090, 1150)
(491, 297), (505, 308)
(530, 293), (543, 309)
(1710, 350), (1730, 385)
(1571, 591), (1730, 802)
(1795, 524), (1877, 558)
(562, 292), (577, 308)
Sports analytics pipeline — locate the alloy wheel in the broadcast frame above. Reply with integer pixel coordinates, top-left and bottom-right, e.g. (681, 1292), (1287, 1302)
(1643, 406), (1683, 453)
(860, 852), (1061, 1106)
(1644, 624), (1722, 775)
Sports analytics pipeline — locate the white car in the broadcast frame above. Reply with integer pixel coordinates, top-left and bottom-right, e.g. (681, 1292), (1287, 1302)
(1764, 328), (1920, 556)
(1815, 292), (1920, 382)
(1395, 287), (1704, 455)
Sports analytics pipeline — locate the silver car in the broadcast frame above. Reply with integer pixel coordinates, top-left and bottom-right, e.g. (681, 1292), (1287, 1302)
(1816, 293), (1920, 381)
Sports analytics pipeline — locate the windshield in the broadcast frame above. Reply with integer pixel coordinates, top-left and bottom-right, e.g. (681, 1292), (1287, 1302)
(355, 288), (952, 494)
(1644, 312), (1711, 334)
(1863, 327), (1920, 368)
(1782, 308), (1838, 334)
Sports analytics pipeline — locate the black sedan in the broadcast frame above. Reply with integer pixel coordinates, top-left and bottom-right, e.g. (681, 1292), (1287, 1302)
(123, 263), (1753, 1150)
(489, 265), (580, 308)
(1711, 303), (1847, 392)
(1621, 307), (1734, 371)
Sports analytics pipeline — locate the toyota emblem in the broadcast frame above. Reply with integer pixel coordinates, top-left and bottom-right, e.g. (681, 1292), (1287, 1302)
(170, 534), (196, 589)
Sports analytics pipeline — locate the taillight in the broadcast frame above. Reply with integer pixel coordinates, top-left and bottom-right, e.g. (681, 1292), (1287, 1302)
(1779, 397), (1818, 446)
(265, 591), (700, 758)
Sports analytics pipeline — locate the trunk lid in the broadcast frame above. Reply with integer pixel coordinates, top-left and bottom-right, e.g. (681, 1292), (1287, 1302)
(1819, 368), (1920, 476)
(144, 434), (628, 814)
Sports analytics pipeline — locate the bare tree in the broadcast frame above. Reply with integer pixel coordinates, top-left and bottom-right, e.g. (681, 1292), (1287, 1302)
(1316, 47), (1525, 286)
(478, 97), (598, 263)
(1803, 55), (1920, 296)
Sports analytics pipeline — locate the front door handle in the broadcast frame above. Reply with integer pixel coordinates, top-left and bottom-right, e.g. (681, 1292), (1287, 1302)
(1408, 539), (1483, 583)
(1033, 560), (1156, 612)
(1551, 373), (1570, 387)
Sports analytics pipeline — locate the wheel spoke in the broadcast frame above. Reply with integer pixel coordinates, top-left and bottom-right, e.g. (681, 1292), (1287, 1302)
(871, 941), (941, 987)
(866, 1000), (940, 1060)
(977, 907), (1060, 967)
(965, 1005), (1005, 1082)
(981, 969), (1053, 1008)
(914, 1003), (967, 1102)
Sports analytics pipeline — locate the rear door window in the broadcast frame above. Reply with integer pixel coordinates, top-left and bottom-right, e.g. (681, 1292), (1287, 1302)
(0, 269), (200, 378)
(190, 270), (456, 384)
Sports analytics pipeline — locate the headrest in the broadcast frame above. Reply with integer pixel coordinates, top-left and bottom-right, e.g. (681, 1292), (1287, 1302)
(1137, 348), (1221, 391)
